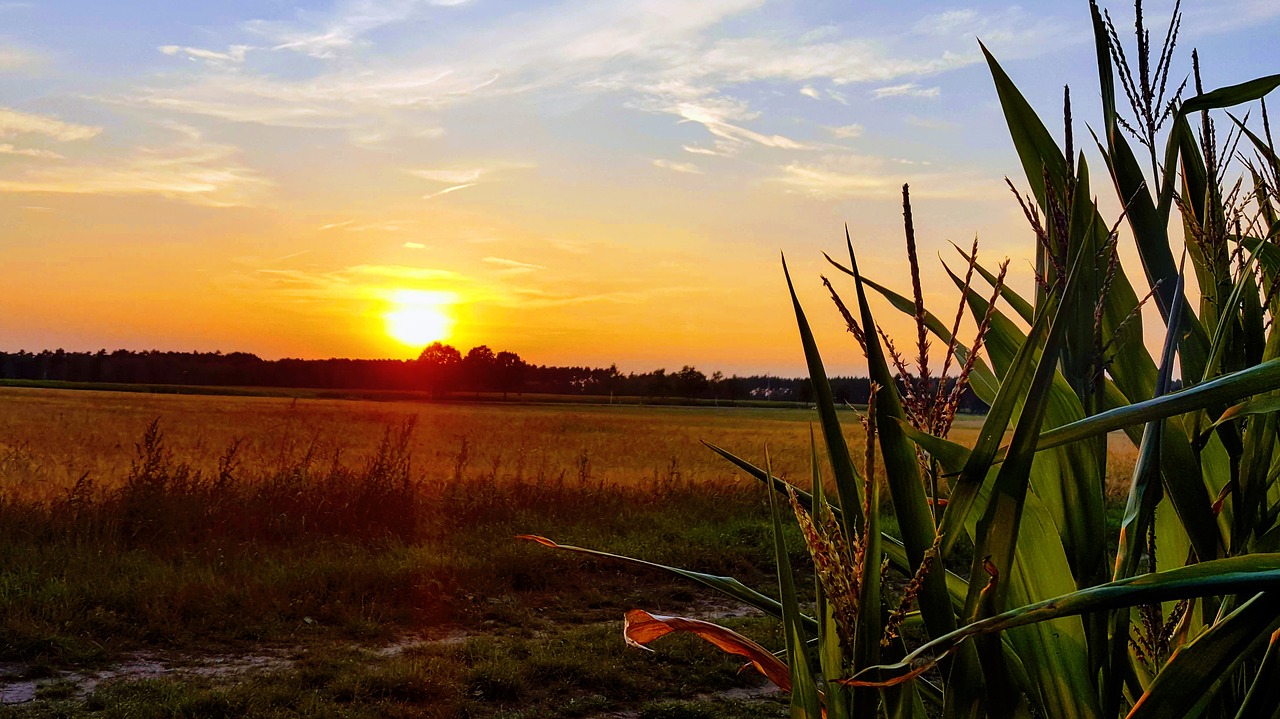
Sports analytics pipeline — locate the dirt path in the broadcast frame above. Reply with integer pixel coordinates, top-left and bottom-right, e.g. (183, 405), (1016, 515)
(0, 628), (473, 706)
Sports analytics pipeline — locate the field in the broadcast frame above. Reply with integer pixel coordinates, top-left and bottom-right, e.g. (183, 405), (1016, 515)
(0, 387), (1136, 718)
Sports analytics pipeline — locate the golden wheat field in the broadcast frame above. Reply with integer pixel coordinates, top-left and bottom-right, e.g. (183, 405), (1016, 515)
(0, 386), (1139, 501)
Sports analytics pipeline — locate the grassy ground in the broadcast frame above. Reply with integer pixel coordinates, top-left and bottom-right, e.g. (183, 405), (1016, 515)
(0, 387), (1138, 717)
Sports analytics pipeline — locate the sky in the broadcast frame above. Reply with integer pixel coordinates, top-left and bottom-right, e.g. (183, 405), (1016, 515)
(1, 0), (1277, 376)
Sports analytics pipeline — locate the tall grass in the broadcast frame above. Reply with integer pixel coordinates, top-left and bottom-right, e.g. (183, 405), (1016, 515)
(0, 407), (799, 667)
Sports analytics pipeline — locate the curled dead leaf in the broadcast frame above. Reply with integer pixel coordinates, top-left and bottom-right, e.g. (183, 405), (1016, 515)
(622, 609), (793, 693)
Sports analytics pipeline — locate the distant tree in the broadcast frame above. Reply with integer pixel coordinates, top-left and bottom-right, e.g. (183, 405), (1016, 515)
(418, 342), (462, 397)
(675, 365), (709, 398)
(493, 351), (528, 399)
(461, 345), (497, 395)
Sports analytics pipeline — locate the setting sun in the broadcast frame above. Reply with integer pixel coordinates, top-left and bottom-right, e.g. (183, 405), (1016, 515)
(384, 290), (455, 347)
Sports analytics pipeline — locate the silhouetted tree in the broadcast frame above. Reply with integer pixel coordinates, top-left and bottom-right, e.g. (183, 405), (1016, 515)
(418, 342), (462, 397)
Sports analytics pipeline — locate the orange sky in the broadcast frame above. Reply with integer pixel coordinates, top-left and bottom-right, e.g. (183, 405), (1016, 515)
(1, 1), (1273, 375)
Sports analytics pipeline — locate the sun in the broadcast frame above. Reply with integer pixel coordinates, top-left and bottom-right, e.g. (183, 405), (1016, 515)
(384, 290), (455, 347)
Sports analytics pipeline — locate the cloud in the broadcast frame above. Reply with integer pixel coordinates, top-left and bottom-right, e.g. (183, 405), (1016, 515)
(244, 261), (471, 306)
(0, 124), (269, 207)
(159, 44), (251, 67)
(771, 153), (994, 200)
(408, 163), (532, 199)
(483, 256), (545, 275)
(872, 83), (941, 99)
(0, 143), (63, 159)
(0, 46), (39, 71)
(666, 98), (813, 150)
(774, 155), (898, 198)
(652, 158), (702, 174)
(914, 10), (980, 36)
(0, 107), (101, 141)
(906, 115), (953, 130)
(319, 218), (416, 232)
(346, 264), (460, 281)
(826, 123), (864, 139)
(403, 241), (426, 249)
(110, 0), (1077, 174)
(423, 183), (477, 199)
(247, 0), (477, 60)
(407, 168), (488, 184)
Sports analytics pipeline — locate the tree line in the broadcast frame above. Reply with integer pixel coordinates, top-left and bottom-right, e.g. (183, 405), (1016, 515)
(0, 344), (988, 409)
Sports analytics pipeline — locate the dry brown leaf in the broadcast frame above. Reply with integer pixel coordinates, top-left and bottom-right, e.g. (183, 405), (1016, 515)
(622, 609), (793, 693)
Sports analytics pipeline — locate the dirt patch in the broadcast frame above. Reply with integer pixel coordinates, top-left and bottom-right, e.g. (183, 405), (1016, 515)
(0, 630), (477, 706)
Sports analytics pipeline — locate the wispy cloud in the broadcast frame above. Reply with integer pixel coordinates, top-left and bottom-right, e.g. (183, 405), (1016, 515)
(248, 0), (476, 60)
(409, 163), (532, 199)
(664, 97), (813, 150)
(407, 168), (489, 184)
(484, 256), (545, 275)
(652, 158), (702, 174)
(403, 241), (426, 249)
(319, 219), (416, 232)
(0, 46), (39, 71)
(906, 115), (953, 130)
(872, 83), (940, 99)
(771, 153), (993, 200)
(0, 143), (63, 159)
(0, 107), (101, 141)
(159, 44), (250, 67)
(244, 261), (472, 307)
(117, 0), (1066, 158)
(826, 123), (864, 139)
(0, 124), (268, 206)
(423, 183), (477, 200)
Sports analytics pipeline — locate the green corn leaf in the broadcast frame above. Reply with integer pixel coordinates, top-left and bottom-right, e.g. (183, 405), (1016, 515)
(846, 555), (1280, 687)
(980, 41), (1068, 209)
(1039, 359), (1280, 449)
(1105, 269), (1185, 715)
(1206, 395), (1280, 433)
(942, 260), (1101, 578)
(810, 431), (850, 719)
(1201, 248), (1263, 382)
(783, 254), (865, 545)
(704, 441), (970, 610)
(1232, 628), (1280, 719)
(1179, 74), (1280, 115)
(1129, 591), (1280, 719)
(936, 282), (1056, 559)
(855, 403), (883, 716)
(516, 535), (815, 632)
(960, 242), (1100, 719)
(766, 453), (824, 719)
(842, 232), (958, 644)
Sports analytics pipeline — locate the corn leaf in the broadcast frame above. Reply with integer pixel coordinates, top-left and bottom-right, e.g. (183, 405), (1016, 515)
(783, 254), (865, 545)
(516, 535), (814, 632)
(842, 233), (958, 644)
(846, 555), (1280, 687)
(1039, 359), (1280, 449)
(1232, 628), (1280, 719)
(766, 453), (824, 719)
(623, 609), (794, 693)
(1128, 591), (1280, 719)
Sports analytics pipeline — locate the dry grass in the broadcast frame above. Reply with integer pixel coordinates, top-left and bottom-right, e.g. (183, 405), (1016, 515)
(0, 387), (1138, 504)
(0, 387), (827, 502)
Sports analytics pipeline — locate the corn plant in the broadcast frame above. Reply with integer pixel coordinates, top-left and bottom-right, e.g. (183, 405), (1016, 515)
(524, 1), (1280, 716)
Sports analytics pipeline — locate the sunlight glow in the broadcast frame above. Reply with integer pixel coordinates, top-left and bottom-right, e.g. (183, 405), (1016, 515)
(384, 290), (456, 347)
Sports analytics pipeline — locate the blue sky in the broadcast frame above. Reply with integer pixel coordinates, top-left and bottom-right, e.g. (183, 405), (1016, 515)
(1, 0), (1276, 373)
